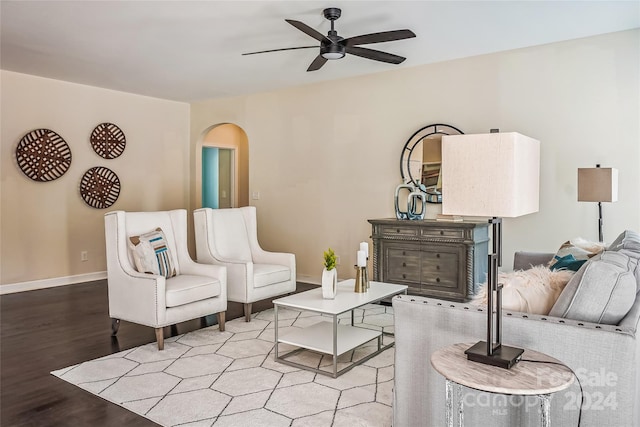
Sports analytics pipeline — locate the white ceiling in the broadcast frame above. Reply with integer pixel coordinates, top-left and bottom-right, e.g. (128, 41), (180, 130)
(1, 1), (638, 102)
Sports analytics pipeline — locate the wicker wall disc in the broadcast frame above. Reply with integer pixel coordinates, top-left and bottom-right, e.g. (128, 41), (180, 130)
(90, 123), (126, 159)
(16, 129), (72, 182)
(79, 167), (121, 209)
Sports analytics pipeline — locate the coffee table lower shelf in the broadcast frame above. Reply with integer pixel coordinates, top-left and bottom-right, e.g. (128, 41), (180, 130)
(276, 321), (387, 378)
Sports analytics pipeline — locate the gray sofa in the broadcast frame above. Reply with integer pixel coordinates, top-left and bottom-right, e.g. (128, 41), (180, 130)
(393, 250), (640, 427)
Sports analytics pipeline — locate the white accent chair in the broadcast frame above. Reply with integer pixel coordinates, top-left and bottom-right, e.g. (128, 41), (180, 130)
(193, 206), (296, 321)
(105, 209), (227, 350)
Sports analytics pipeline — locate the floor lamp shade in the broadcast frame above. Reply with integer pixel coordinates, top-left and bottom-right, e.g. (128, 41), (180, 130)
(441, 132), (540, 218)
(578, 167), (618, 203)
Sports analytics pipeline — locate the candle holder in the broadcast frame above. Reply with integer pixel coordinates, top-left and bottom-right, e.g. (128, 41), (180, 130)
(365, 258), (370, 290)
(354, 265), (367, 293)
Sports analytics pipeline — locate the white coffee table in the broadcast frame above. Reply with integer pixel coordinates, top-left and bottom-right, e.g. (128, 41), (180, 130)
(273, 279), (408, 378)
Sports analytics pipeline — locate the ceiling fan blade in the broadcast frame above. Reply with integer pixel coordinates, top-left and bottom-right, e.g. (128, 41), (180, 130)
(307, 55), (328, 72)
(242, 46), (317, 56)
(286, 19), (331, 43)
(346, 46), (406, 64)
(344, 29), (416, 47)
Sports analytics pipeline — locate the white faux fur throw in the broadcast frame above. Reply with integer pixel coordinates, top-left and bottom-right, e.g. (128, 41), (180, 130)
(472, 266), (575, 315)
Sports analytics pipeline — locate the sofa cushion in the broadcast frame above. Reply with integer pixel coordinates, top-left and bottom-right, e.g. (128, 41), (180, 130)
(549, 251), (637, 324)
(165, 274), (221, 307)
(129, 227), (177, 279)
(472, 265), (574, 315)
(254, 263), (291, 288)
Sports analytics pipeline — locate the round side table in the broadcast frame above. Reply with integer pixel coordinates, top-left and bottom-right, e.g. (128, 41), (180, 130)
(430, 343), (574, 427)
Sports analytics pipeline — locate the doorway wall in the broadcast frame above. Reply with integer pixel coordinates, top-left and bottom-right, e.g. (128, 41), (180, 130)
(195, 123), (249, 209)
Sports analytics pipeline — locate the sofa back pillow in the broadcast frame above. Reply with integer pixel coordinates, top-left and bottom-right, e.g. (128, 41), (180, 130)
(549, 251), (637, 324)
(608, 229), (640, 253)
(472, 265), (574, 315)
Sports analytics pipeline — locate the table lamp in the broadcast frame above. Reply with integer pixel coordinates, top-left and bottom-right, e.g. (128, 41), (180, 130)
(441, 131), (540, 369)
(578, 164), (618, 243)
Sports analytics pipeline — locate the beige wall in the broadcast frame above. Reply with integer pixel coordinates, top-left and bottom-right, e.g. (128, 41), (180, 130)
(191, 30), (640, 283)
(2, 30), (638, 289)
(1, 71), (190, 286)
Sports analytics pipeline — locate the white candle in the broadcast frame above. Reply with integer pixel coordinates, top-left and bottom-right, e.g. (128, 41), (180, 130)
(360, 241), (369, 258)
(357, 250), (367, 267)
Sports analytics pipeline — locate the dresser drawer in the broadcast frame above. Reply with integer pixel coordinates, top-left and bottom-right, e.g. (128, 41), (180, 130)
(420, 227), (465, 239)
(381, 225), (418, 237)
(420, 271), (458, 289)
(385, 247), (421, 282)
(421, 251), (459, 274)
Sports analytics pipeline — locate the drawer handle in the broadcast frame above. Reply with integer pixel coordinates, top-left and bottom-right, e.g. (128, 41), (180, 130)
(396, 229), (401, 233)
(440, 230), (444, 235)
(402, 262), (406, 267)
(436, 253), (441, 258)
(402, 251), (406, 256)
(436, 277), (440, 283)
(402, 274), (406, 279)
(436, 265), (440, 270)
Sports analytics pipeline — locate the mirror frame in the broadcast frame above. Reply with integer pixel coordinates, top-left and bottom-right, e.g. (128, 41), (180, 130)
(400, 123), (464, 202)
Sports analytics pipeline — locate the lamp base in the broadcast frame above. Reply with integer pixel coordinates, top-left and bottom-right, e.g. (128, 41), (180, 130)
(464, 341), (524, 369)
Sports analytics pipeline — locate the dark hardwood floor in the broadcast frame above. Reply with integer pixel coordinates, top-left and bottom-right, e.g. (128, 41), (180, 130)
(0, 280), (315, 427)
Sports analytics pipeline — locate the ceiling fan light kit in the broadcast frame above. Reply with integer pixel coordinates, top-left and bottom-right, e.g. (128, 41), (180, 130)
(243, 7), (415, 72)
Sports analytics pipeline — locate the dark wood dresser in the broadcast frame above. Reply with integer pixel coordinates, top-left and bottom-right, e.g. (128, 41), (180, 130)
(368, 218), (489, 301)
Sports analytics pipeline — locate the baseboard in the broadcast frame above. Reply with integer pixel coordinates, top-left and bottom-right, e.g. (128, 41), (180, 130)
(0, 271), (107, 295)
(296, 274), (321, 286)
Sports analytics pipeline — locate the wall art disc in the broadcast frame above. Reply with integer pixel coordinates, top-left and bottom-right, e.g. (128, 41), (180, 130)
(16, 128), (72, 182)
(90, 123), (126, 159)
(79, 167), (121, 209)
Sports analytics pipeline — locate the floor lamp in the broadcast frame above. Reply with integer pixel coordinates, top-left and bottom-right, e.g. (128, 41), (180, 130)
(578, 165), (618, 243)
(441, 131), (540, 369)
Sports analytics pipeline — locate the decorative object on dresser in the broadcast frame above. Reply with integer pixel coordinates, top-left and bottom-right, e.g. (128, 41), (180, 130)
(394, 183), (427, 220)
(577, 164), (618, 242)
(90, 122), (126, 159)
(15, 128), (72, 182)
(441, 131), (540, 369)
(79, 166), (121, 209)
(399, 123), (464, 204)
(368, 219), (489, 301)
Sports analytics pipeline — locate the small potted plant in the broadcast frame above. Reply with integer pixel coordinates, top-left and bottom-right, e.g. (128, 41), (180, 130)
(322, 248), (338, 299)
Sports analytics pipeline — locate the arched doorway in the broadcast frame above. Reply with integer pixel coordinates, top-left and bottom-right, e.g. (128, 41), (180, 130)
(196, 123), (249, 209)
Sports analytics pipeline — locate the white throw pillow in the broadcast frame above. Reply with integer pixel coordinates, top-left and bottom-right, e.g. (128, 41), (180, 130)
(472, 265), (574, 315)
(128, 227), (177, 279)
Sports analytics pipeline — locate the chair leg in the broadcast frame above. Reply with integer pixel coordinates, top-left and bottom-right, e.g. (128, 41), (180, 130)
(244, 303), (252, 322)
(155, 327), (165, 350)
(111, 318), (120, 336)
(217, 312), (226, 332)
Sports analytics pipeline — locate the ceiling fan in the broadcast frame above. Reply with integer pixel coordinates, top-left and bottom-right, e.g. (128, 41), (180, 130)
(242, 7), (416, 72)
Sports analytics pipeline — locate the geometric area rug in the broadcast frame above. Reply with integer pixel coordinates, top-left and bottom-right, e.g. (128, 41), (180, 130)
(52, 304), (396, 427)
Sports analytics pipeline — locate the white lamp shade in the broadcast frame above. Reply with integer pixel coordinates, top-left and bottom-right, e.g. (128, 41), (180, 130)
(441, 132), (540, 218)
(577, 167), (618, 202)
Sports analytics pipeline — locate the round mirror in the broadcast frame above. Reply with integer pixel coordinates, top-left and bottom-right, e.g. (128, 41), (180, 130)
(400, 123), (464, 203)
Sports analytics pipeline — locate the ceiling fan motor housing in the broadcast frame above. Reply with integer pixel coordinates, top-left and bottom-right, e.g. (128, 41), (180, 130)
(321, 32), (345, 59)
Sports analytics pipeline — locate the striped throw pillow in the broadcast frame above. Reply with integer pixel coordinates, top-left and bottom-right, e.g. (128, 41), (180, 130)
(129, 228), (177, 279)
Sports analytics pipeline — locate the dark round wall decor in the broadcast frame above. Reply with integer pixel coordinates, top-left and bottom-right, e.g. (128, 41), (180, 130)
(90, 123), (126, 159)
(15, 128), (72, 182)
(79, 167), (121, 209)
